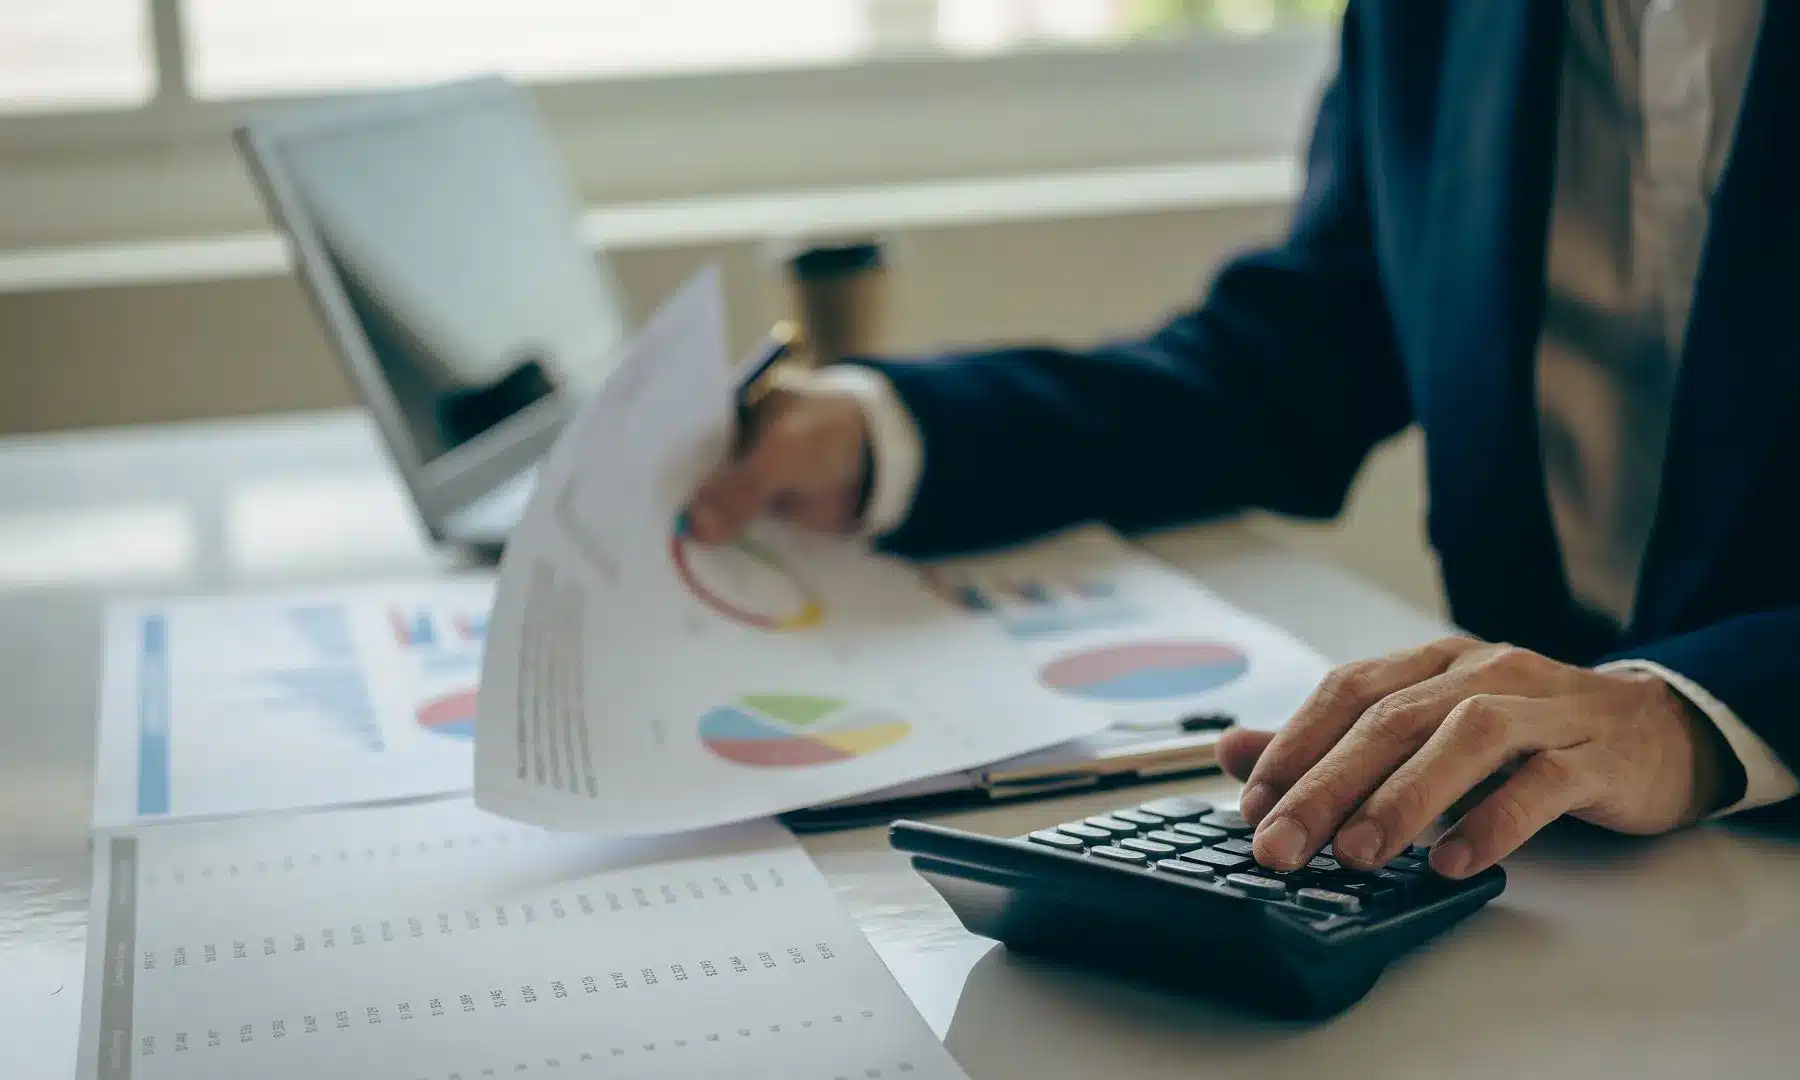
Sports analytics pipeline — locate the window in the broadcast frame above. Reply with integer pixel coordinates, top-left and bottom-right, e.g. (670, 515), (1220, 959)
(0, 0), (153, 114)
(0, 0), (1342, 113)
(0, 1), (1341, 252)
(181, 0), (1341, 99)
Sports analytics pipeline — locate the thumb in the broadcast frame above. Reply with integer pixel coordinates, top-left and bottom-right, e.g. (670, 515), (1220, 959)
(1216, 726), (1278, 782)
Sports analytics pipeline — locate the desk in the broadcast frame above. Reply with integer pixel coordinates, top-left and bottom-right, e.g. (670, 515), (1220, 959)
(2, 412), (1795, 1079)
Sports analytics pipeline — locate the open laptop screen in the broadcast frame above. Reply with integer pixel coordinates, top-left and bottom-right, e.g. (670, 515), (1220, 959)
(240, 79), (626, 534)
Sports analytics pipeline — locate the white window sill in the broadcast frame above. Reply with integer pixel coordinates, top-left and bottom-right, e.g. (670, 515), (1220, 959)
(0, 157), (1298, 296)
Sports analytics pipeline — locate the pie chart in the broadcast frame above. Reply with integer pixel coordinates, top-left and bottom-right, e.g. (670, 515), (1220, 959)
(417, 687), (478, 739)
(672, 518), (824, 632)
(700, 694), (911, 768)
(1040, 641), (1249, 703)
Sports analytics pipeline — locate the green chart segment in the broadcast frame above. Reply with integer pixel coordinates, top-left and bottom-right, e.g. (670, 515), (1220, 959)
(700, 695), (912, 768)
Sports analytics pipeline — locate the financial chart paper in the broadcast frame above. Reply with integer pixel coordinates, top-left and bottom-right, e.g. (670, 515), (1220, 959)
(94, 580), (493, 827)
(474, 268), (1109, 834)
(77, 799), (967, 1080)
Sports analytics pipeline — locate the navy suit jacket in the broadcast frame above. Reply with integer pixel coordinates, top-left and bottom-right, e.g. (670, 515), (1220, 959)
(857, 0), (1800, 784)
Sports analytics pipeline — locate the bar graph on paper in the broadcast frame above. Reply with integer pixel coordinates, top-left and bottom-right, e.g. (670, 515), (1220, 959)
(96, 582), (495, 827)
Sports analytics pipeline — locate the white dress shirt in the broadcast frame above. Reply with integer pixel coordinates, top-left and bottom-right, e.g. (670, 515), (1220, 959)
(809, 0), (1798, 814)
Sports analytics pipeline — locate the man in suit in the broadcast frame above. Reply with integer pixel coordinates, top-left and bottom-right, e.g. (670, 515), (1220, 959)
(687, 0), (1799, 880)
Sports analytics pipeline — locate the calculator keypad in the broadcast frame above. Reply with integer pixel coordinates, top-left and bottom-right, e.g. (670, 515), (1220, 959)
(1199, 810), (1253, 835)
(1226, 873), (1289, 899)
(1085, 816), (1139, 835)
(1137, 797), (1214, 822)
(1181, 848), (1250, 870)
(1143, 830), (1204, 851)
(1016, 795), (1446, 919)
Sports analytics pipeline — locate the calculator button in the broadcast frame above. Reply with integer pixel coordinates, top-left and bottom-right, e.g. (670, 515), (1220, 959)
(1307, 856), (1341, 872)
(1028, 830), (1087, 850)
(1408, 843), (1434, 860)
(1370, 869), (1423, 895)
(1180, 848), (1250, 870)
(1200, 810), (1253, 835)
(1120, 837), (1176, 856)
(1085, 816), (1139, 836)
(1338, 881), (1396, 905)
(1386, 856), (1427, 873)
(1170, 823), (1228, 842)
(1156, 859), (1216, 879)
(1113, 809), (1166, 827)
(1138, 796), (1214, 822)
(1090, 845), (1149, 865)
(1213, 838), (1256, 856)
(1057, 822), (1112, 842)
(1144, 830), (1204, 851)
(1296, 888), (1361, 915)
(1226, 873), (1288, 899)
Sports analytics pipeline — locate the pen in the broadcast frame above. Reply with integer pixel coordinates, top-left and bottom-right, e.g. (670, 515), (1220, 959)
(1108, 711), (1237, 734)
(735, 320), (800, 412)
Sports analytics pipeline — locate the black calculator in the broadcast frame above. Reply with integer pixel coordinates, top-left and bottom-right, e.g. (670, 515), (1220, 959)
(890, 794), (1505, 1018)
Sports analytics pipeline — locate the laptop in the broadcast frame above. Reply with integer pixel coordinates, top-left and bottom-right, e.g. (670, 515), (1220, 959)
(237, 77), (628, 551)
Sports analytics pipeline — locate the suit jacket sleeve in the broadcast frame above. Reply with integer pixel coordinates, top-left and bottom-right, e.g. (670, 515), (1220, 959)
(1605, 609), (1800, 801)
(854, 11), (1413, 559)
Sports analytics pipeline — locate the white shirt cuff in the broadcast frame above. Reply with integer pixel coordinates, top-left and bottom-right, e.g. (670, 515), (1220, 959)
(1599, 659), (1800, 817)
(799, 365), (924, 537)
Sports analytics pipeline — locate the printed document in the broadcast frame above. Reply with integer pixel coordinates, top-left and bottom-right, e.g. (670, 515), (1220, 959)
(77, 798), (969, 1080)
(474, 269), (1112, 833)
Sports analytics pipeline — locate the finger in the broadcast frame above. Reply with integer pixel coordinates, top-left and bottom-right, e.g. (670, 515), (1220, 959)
(1240, 638), (1478, 825)
(1429, 746), (1595, 878)
(1216, 726), (1276, 781)
(1331, 694), (1567, 868)
(687, 411), (809, 541)
(783, 489), (861, 534)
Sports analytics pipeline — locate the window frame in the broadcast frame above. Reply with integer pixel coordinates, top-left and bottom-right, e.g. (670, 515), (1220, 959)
(0, 0), (1336, 251)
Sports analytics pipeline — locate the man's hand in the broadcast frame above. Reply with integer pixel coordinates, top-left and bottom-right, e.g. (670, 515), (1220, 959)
(1213, 638), (1734, 879)
(685, 378), (871, 544)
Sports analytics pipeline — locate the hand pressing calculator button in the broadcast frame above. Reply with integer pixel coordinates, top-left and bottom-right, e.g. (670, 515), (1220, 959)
(891, 792), (1506, 1019)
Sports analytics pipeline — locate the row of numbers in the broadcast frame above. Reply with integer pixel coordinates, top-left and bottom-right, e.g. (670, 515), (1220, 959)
(142, 828), (564, 888)
(396, 1009), (905, 1080)
(139, 867), (786, 971)
(138, 942), (841, 1057)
